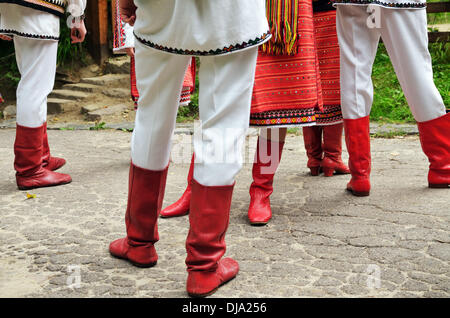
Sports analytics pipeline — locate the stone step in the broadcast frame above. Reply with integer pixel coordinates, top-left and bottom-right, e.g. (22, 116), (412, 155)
(47, 98), (73, 114)
(49, 89), (89, 101)
(81, 74), (130, 87)
(2, 105), (16, 120)
(63, 83), (102, 93)
(104, 56), (131, 74)
(85, 103), (129, 122)
(80, 103), (104, 114)
(102, 88), (131, 99)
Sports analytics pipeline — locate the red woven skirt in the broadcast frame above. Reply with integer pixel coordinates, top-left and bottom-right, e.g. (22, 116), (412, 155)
(313, 10), (343, 126)
(131, 57), (196, 109)
(250, 3), (343, 127)
(250, 0), (322, 127)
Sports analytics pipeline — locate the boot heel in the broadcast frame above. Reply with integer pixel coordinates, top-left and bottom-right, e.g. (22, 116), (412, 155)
(349, 189), (370, 197)
(429, 183), (449, 189)
(310, 167), (321, 176)
(323, 167), (335, 177)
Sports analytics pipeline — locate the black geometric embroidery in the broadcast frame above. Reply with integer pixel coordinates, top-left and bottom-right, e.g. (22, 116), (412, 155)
(0, 0), (67, 17)
(134, 32), (272, 56)
(331, 0), (426, 9)
(0, 29), (60, 40)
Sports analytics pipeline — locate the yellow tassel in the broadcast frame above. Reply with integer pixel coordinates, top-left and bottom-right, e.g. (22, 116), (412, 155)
(261, 0), (299, 56)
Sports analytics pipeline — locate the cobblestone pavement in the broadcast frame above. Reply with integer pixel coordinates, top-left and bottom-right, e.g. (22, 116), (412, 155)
(0, 128), (449, 298)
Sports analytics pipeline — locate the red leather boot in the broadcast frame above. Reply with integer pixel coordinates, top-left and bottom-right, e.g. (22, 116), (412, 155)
(302, 126), (323, 176)
(109, 162), (168, 267)
(417, 113), (450, 188)
(344, 116), (371, 196)
(14, 124), (72, 190)
(42, 122), (66, 171)
(160, 154), (194, 218)
(186, 179), (238, 297)
(321, 123), (350, 177)
(248, 137), (284, 225)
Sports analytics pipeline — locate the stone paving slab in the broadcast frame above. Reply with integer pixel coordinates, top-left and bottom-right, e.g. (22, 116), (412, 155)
(0, 129), (448, 298)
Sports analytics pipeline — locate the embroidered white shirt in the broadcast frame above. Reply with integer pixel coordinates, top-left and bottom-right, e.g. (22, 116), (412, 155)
(133, 0), (270, 56)
(0, 0), (86, 40)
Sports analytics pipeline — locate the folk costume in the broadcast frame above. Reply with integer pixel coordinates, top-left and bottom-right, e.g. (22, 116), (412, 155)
(0, 0), (86, 190)
(112, 0), (196, 109)
(247, 0), (350, 225)
(333, 0), (449, 195)
(300, 0), (350, 178)
(161, 0), (350, 226)
(108, 0), (270, 297)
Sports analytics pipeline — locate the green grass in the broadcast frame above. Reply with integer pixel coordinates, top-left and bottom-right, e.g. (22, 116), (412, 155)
(371, 42), (449, 123)
(427, 0), (450, 24)
(176, 58), (200, 122)
(89, 121), (107, 130)
(372, 131), (409, 139)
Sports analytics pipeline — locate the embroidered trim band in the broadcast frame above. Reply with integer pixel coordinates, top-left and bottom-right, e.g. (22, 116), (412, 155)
(315, 105), (343, 125)
(250, 108), (317, 127)
(332, 0), (426, 9)
(0, 0), (67, 17)
(134, 32), (272, 56)
(0, 28), (60, 40)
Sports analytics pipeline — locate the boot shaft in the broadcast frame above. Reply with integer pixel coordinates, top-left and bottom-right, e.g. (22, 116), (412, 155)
(344, 116), (371, 178)
(186, 179), (234, 272)
(417, 113), (450, 186)
(251, 137), (285, 190)
(14, 124), (45, 177)
(125, 162), (168, 244)
(322, 123), (344, 161)
(42, 122), (51, 164)
(302, 126), (323, 166)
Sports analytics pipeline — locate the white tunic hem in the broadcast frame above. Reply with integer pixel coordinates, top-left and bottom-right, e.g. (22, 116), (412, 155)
(0, 28), (59, 40)
(134, 31), (271, 57)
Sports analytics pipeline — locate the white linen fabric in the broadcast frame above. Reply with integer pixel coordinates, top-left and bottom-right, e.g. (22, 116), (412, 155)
(0, 3), (59, 40)
(133, 0), (270, 56)
(14, 36), (58, 127)
(131, 40), (258, 186)
(336, 5), (446, 122)
(0, 0), (86, 40)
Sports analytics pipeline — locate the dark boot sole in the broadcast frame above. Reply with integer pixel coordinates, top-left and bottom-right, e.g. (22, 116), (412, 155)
(249, 221), (269, 226)
(187, 276), (236, 298)
(109, 251), (157, 268)
(346, 188), (370, 197)
(429, 183), (449, 189)
(18, 180), (72, 191)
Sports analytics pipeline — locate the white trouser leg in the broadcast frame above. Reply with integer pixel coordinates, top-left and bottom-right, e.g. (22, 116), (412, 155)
(131, 40), (191, 170)
(14, 37), (58, 128)
(193, 47), (259, 186)
(336, 5), (380, 120)
(379, 8), (446, 122)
